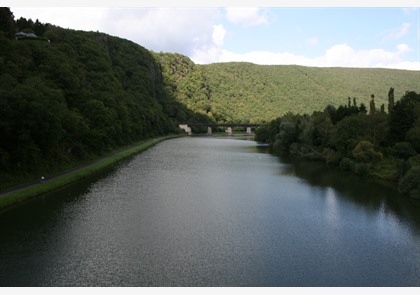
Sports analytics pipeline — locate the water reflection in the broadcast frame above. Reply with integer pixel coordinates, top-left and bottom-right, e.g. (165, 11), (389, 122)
(274, 151), (420, 233)
(0, 137), (419, 286)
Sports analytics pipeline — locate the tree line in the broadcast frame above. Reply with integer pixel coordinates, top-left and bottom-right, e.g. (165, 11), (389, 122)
(255, 88), (420, 199)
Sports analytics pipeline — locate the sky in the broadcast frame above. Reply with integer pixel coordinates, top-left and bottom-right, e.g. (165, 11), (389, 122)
(5, 1), (420, 70)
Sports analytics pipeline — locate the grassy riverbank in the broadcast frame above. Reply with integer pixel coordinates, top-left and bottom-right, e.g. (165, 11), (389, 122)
(0, 134), (181, 210)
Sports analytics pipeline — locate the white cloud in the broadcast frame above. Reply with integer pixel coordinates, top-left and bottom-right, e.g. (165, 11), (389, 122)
(212, 24), (226, 47)
(396, 43), (411, 53)
(191, 24), (227, 64)
(11, 7), (419, 71)
(12, 7), (108, 31)
(102, 8), (219, 55)
(192, 43), (420, 71)
(225, 7), (268, 26)
(13, 7), (220, 56)
(382, 22), (411, 40)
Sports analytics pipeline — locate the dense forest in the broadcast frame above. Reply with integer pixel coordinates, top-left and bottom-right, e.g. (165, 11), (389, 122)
(157, 54), (420, 124)
(1, 7), (420, 193)
(255, 89), (420, 199)
(0, 8), (212, 188)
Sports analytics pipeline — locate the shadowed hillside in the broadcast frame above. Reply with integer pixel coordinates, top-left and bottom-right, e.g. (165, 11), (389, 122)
(0, 8), (211, 187)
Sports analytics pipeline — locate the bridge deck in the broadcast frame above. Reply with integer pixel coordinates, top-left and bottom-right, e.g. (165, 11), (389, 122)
(185, 123), (264, 127)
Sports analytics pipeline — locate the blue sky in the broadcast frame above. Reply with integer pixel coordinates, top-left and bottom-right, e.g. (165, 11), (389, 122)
(6, 2), (420, 70)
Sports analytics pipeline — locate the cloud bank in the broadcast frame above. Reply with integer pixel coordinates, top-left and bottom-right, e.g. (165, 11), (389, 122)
(192, 41), (420, 70)
(11, 7), (420, 71)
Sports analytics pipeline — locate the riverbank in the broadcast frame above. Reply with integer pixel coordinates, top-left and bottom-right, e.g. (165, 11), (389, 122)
(0, 134), (181, 210)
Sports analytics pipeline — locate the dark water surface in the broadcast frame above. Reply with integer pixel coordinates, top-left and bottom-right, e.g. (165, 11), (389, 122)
(1, 136), (419, 286)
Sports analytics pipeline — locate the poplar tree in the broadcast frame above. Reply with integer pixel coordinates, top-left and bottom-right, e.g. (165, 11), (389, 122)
(369, 94), (376, 114)
(388, 87), (395, 113)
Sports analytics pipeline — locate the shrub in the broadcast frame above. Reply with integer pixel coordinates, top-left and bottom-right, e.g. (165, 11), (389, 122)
(323, 148), (341, 166)
(408, 155), (420, 168)
(398, 166), (420, 199)
(354, 163), (370, 176)
(393, 142), (417, 160)
(340, 157), (355, 172)
(352, 140), (383, 163)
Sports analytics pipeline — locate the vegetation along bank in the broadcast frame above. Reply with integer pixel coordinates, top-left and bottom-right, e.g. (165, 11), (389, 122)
(255, 88), (420, 200)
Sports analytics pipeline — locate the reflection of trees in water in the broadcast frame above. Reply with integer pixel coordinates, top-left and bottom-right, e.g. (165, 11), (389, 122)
(273, 151), (420, 230)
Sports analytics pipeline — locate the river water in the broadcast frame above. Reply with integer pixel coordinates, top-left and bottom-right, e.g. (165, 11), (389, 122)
(0, 136), (419, 286)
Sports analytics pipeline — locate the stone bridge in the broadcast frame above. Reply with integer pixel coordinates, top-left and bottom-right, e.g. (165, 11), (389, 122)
(178, 123), (263, 135)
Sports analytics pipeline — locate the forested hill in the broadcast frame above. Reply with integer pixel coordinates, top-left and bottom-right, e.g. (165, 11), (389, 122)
(0, 9), (211, 181)
(156, 54), (420, 124)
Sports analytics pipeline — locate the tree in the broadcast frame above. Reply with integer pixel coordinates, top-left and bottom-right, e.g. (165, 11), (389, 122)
(359, 103), (367, 113)
(393, 142), (417, 160)
(388, 87), (395, 113)
(308, 111), (335, 147)
(352, 140), (383, 163)
(255, 124), (271, 143)
(365, 111), (388, 146)
(369, 94), (376, 114)
(0, 7), (17, 38)
(388, 91), (419, 144)
(33, 19), (47, 36)
(16, 17), (33, 32)
(334, 114), (368, 156)
(406, 125), (420, 153)
(398, 166), (420, 199)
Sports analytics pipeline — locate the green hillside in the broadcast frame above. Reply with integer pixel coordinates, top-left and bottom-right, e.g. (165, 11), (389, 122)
(0, 8), (209, 187)
(157, 54), (420, 123)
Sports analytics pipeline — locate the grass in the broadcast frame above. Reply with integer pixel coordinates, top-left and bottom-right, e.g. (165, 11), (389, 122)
(0, 134), (181, 210)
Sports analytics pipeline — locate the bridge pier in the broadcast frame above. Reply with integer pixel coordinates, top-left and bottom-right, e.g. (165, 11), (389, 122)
(246, 127), (252, 135)
(179, 124), (192, 135)
(207, 127), (212, 135)
(226, 127), (233, 136)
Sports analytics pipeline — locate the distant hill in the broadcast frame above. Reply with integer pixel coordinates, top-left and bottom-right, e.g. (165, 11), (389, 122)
(157, 54), (420, 123)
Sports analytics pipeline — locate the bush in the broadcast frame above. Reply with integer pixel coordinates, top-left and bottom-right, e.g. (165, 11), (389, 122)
(398, 166), (420, 199)
(393, 142), (417, 160)
(354, 163), (370, 176)
(340, 157), (355, 172)
(406, 125), (420, 153)
(255, 125), (271, 143)
(323, 148), (341, 166)
(352, 140), (383, 163)
(408, 155), (420, 168)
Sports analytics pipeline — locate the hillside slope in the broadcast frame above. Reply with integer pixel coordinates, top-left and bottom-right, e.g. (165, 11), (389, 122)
(157, 54), (420, 123)
(0, 19), (207, 181)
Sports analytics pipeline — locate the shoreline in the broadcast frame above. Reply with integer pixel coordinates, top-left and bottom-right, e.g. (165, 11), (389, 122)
(0, 134), (181, 211)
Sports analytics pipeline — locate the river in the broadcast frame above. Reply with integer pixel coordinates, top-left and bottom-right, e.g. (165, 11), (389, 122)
(0, 136), (419, 286)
